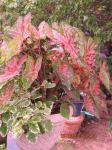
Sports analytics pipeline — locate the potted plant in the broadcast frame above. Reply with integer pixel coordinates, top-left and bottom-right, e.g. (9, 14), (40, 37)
(0, 13), (111, 149)
(0, 14), (67, 150)
(44, 21), (111, 138)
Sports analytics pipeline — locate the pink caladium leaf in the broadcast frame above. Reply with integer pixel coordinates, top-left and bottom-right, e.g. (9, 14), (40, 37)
(22, 55), (42, 89)
(84, 95), (99, 118)
(0, 13), (39, 64)
(52, 24), (79, 58)
(91, 79), (101, 96)
(0, 81), (14, 106)
(84, 38), (97, 67)
(57, 62), (74, 90)
(38, 21), (53, 39)
(10, 13), (31, 39)
(0, 38), (23, 64)
(0, 55), (27, 84)
(10, 13), (39, 40)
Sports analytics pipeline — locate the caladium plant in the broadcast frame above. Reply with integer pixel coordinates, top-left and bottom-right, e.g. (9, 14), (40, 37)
(0, 14), (111, 142)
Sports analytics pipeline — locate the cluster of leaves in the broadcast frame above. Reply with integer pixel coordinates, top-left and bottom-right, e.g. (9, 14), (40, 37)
(0, 0), (112, 43)
(0, 13), (111, 142)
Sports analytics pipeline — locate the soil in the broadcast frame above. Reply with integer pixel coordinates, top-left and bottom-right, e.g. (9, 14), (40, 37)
(52, 117), (112, 150)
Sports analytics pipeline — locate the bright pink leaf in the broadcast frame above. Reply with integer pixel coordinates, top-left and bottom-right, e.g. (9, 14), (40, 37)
(52, 25), (78, 58)
(10, 13), (39, 40)
(84, 38), (97, 67)
(0, 55), (27, 84)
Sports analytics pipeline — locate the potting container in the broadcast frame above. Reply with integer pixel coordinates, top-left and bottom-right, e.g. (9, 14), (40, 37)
(7, 114), (66, 150)
(61, 114), (84, 138)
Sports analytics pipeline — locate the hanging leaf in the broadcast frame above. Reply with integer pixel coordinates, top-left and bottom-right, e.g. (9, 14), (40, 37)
(84, 95), (99, 118)
(73, 27), (86, 57)
(60, 102), (70, 119)
(22, 55), (42, 89)
(57, 62), (74, 90)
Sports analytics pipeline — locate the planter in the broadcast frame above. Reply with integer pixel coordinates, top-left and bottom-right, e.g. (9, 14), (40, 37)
(7, 114), (67, 150)
(61, 114), (84, 138)
(73, 101), (83, 116)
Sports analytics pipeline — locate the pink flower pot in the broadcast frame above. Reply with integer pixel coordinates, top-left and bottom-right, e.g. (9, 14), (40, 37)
(61, 114), (84, 138)
(7, 114), (66, 150)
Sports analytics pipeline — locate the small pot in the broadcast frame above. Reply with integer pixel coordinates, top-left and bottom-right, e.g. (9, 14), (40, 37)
(7, 114), (67, 150)
(61, 114), (84, 138)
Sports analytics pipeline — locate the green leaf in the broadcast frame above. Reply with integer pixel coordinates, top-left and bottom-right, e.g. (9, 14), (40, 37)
(31, 91), (42, 99)
(27, 132), (36, 143)
(35, 101), (43, 108)
(46, 101), (53, 108)
(45, 120), (53, 132)
(47, 96), (58, 102)
(60, 103), (70, 119)
(22, 79), (29, 91)
(18, 100), (31, 107)
(0, 107), (8, 114)
(41, 80), (56, 89)
(31, 115), (42, 122)
(2, 112), (10, 123)
(29, 123), (40, 134)
(38, 122), (45, 134)
(0, 123), (7, 137)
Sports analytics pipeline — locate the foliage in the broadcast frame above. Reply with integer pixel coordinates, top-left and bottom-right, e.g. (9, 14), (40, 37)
(0, 0), (112, 44)
(0, 14), (111, 142)
(0, 144), (6, 150)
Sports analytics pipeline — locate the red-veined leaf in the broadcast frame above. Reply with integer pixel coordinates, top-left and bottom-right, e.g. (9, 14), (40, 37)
(0, 55), (27, 84)
(22, 56), (42, 89)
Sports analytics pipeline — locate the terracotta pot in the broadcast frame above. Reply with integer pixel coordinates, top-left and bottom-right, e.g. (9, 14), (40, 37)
(61, 114), (84, 138)
(7, 114), (67, 150)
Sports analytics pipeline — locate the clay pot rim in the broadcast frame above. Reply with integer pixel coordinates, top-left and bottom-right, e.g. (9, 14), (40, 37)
(65, 114), (84, 124)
